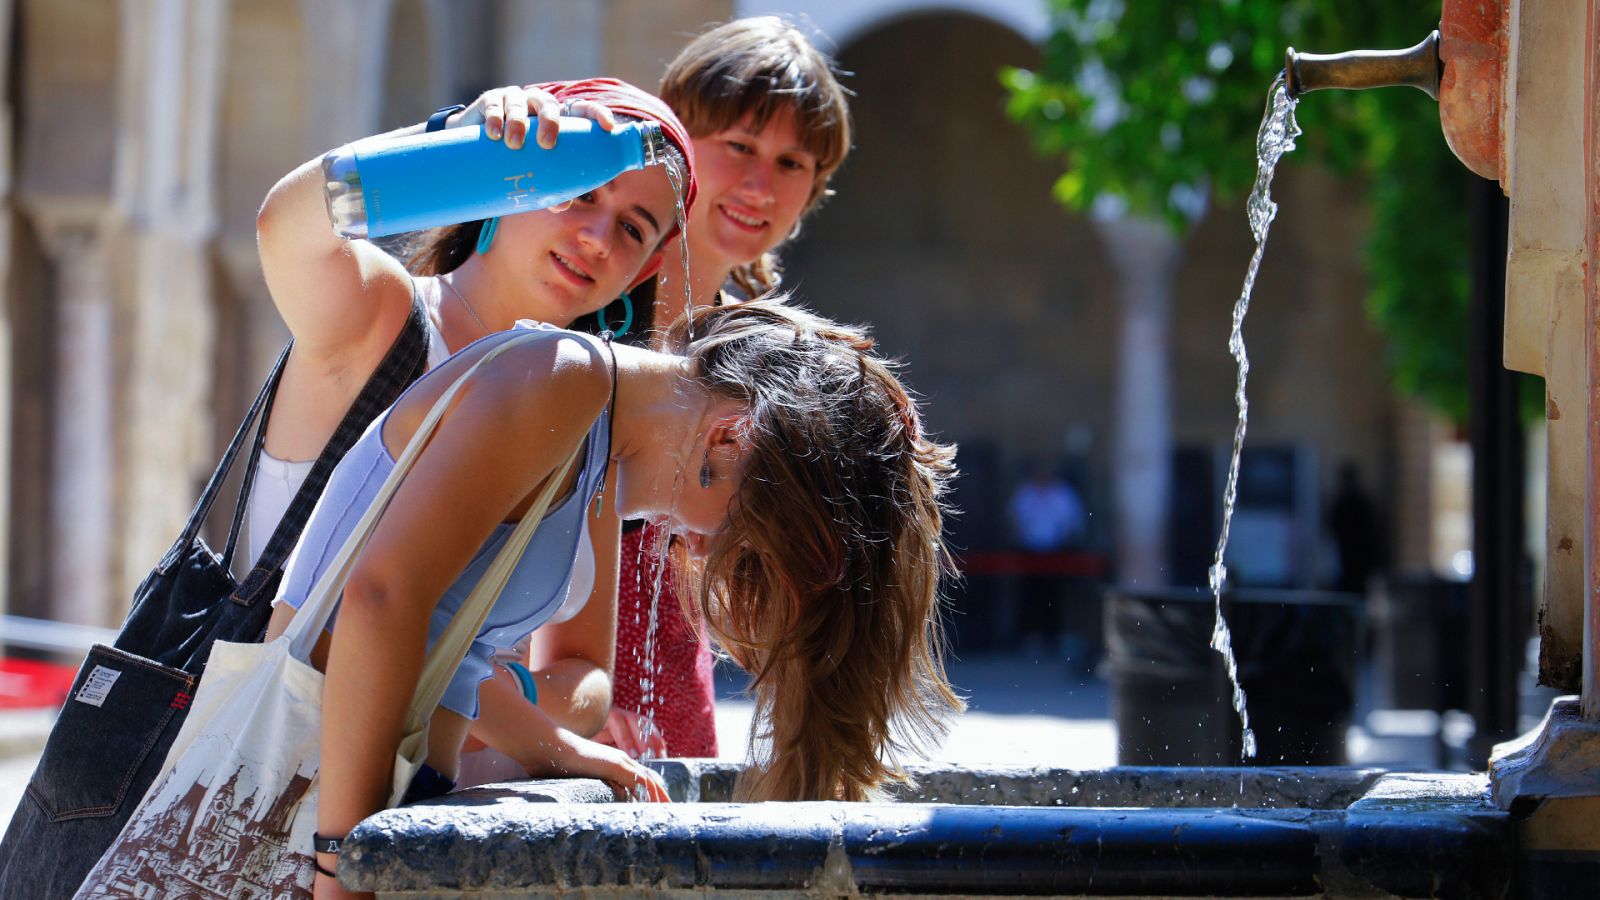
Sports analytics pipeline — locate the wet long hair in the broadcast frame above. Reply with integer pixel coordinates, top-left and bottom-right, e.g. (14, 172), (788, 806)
(660, 16), (853, 298)
(666, 299), (962, 801)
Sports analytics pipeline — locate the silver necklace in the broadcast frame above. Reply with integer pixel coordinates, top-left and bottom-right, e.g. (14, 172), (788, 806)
(439, 274), (492, 337)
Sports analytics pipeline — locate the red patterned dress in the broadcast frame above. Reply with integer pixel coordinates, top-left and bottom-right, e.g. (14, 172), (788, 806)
(612, 522), (718, 757)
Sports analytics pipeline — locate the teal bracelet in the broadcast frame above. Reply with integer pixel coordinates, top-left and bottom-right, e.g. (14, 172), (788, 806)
(505, 661), (538, 706)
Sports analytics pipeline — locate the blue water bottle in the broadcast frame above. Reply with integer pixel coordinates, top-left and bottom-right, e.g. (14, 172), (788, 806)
(321, 117), (669, 239)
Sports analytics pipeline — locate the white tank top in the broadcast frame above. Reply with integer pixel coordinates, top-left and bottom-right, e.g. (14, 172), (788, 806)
(241, 283), (598, 625)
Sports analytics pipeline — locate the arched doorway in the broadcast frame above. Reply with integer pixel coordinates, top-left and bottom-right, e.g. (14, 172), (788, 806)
(784, 10), (1117, 574)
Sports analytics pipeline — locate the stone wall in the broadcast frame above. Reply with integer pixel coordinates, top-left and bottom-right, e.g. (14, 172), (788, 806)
(1, 0), (731, 628)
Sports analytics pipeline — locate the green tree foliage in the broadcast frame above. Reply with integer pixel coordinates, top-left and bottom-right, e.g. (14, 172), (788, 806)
(1002, 0), (1511, 423)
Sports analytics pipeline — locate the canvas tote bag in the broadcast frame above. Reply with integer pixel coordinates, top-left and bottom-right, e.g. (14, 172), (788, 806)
(74, 330), (583, 898)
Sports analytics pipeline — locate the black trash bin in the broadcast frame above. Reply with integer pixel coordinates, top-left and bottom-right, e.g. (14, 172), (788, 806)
(1105, 587), (1361, 766)
(1370, 575), (1468, 712)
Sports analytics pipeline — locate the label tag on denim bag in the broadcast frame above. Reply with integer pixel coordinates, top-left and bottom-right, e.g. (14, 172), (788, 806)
(75, 665), (122, 707)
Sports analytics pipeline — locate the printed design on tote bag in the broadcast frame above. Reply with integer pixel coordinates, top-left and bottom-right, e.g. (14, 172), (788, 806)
(78, 754), (315, 898)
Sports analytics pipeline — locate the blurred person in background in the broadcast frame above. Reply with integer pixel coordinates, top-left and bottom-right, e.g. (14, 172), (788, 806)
(1325, 461), (1385, 595)
(1008, 460), (1086, 660)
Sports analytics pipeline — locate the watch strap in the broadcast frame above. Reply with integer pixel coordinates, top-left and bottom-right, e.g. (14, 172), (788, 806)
(426, 103), (466, 133)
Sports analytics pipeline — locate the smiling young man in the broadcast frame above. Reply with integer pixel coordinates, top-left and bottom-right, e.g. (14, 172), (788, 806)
(654, 15), (854, 313)
(552, 17), (855, 763)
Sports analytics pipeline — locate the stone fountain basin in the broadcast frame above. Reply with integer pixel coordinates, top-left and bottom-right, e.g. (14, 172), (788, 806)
(339, 763), (1511, 898)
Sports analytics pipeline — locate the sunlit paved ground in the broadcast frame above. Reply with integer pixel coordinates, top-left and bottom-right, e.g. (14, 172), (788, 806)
(7, 650), (1530, 836)
(713, 653), (1117, 768)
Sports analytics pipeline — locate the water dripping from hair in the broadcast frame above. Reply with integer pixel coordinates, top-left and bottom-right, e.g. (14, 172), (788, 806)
(635, 522), (672, 760)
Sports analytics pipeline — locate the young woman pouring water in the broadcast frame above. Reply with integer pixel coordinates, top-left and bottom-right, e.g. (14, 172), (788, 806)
(253, 79), (695, 764)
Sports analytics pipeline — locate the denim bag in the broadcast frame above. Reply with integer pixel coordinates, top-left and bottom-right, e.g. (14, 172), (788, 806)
(0, 305), (428, 898)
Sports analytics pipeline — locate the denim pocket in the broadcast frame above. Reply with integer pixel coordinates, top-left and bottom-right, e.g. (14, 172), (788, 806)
(25, 644), (193, 821)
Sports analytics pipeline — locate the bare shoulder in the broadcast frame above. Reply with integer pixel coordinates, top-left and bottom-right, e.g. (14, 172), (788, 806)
(470, 329), (612, 427)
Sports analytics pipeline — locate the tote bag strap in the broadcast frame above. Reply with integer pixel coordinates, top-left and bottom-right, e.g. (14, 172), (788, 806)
(157, 343), (292, 575)
(405, 446), (579, 727)
(282, 328), (582, 663)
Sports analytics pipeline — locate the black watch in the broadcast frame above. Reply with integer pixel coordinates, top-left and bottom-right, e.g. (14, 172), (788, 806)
(426, 103), (466, 133)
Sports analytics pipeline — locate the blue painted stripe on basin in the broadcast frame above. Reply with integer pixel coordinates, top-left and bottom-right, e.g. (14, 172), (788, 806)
(834, 805), (1323, 895)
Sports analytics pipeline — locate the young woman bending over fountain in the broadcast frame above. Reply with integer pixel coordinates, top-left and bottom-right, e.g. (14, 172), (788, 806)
(253, 79), (696, 763)
(544, 15), (855, 761)
(264, 300), (961, 894)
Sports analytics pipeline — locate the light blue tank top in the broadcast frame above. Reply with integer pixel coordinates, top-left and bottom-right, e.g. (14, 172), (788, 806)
(274, 322), (612, 718)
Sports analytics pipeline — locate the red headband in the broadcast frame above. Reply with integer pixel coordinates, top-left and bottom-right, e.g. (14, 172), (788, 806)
(538, 78), (698, 228)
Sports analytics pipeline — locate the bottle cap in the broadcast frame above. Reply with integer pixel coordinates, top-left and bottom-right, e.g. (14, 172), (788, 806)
(639, 122), (669, 169)
(321, 148), (369, 239)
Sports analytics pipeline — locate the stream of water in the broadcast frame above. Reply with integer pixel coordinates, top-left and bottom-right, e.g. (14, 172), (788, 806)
(628, 154), (696, 764)
(1207, 73), (1301, 762)
(664, 157), (695, 343)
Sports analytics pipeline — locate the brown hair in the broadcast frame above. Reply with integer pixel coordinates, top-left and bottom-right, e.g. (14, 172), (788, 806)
(660, 17), (853, 297)
(667, 299), (962, 801)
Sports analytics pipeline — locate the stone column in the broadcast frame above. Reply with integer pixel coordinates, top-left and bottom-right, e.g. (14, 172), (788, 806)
(298, 0), (394, 150)
(602, 0), (735, 89)
(110, 0), (230, 605)
(0, 0), (15, 619)
(419, 0), (458, 106)
(28, 220), (117, 626)
(1486, 0), (1600, 837)
(1494, 0), (1592, 695)
(1582, 0), (1600, 722)
(1095, 215), (1180, 587)
(499, 0), (602, 85)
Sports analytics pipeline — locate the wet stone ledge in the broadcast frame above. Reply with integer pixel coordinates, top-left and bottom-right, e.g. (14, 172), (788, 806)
(674, 761), (1389, 808)
(339, 767), (1512, 898)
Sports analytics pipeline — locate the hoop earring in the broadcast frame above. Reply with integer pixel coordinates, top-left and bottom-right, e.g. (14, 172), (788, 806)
(475, 217), (500, 255)
(595, 292), (634, 337)
(699, 449), (712, 489)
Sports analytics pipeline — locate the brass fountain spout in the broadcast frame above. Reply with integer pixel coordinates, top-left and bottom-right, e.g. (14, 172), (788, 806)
(1285, 30), (1442, 99)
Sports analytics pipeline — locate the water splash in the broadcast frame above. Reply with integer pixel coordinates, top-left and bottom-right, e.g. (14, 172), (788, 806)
(634, 523), (671, 762)
(626, 159), (696, 768)
(1207, 73), (1300, 763)
(663, 158), (695, 341)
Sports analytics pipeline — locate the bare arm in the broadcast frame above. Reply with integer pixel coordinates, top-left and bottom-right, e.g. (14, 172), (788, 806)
(469, 666), (661, 799)
(255, 122), (422, 366)
(314, 339), (609, 869)
(514, 485), (623, 737)
(255, 85), (594, 368)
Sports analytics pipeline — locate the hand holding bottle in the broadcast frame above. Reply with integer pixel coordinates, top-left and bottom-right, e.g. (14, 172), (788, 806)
(321, 84), (668, 239)
(435, 84), (618, 215)
(450, 84), (616, 148)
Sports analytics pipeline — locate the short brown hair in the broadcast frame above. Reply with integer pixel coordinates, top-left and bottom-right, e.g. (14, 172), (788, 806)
(660, 17), (853, 296)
